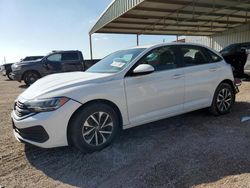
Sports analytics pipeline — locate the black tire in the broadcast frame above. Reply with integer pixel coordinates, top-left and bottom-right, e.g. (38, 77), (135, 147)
(69, 103), (119, 152)
(23, 71), (40, 86)
(7, 71), (13, 80)
(210, 83), (235, 116)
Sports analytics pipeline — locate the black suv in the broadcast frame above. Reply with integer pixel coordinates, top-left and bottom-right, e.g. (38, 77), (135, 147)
(11, 51), (87, 86)
(220, 42), (250, 77)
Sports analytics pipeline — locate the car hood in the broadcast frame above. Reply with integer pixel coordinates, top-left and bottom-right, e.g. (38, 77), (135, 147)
(15, 59), (42, 66)
(19, 72), (113, 101)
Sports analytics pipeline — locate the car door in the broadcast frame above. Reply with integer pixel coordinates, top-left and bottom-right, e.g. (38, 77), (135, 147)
(45, 53), (63, 74)
(124, 45), (185, 125)
(61, 52), (82, 72)
(179, 45), (222, 111)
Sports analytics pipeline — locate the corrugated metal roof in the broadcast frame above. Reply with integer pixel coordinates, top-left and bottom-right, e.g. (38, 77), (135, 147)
(90, 0), (250, 36)
(186, 23), (250, 50)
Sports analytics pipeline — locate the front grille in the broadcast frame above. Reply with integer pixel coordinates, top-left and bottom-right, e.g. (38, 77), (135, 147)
(14, 101), (32, 117)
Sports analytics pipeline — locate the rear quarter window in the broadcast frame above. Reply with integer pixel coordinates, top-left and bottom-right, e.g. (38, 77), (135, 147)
(62, 53), (79, 61)
(206, 50), (223, 63)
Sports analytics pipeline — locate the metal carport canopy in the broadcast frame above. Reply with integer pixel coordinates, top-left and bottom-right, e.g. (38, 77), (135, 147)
(89, 0), (250, 58)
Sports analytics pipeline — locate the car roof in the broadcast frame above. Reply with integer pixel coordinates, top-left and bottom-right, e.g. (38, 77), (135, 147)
(125, 42), (221, 56)
(51, 50), (80, 53)
(128, 42), (213, 50)
(46, 50), (81, 56)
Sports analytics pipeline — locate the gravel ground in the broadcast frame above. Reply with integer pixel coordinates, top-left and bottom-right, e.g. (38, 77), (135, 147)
(0, 76), (250, 188)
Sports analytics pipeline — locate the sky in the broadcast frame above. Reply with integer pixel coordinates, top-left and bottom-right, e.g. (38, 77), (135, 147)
(0, 0), (177, 64)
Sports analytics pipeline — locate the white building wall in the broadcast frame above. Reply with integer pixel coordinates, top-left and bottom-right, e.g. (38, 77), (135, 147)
(186, 23), (250, 51)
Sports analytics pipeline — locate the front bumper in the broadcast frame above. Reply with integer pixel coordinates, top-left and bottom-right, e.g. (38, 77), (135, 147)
(11, 71), (23, 82)
(11, 99), (81, 148)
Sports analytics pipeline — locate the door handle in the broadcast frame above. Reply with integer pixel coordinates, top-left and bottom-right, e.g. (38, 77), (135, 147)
(172, 74), (184, 79)
(209, 67), (219, 72)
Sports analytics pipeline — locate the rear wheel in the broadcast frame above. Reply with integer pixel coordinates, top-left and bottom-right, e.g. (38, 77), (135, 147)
(210, 83), (235, 115)
(23, 71), (40, 86)
(69, 103), (119, 152)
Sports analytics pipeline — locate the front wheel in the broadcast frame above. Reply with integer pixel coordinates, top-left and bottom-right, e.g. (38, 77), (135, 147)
(69, 103), (119, 152)
(210, 83), (235, 115)
(7, 71), (13, 80)
(23, 71), (40, 86)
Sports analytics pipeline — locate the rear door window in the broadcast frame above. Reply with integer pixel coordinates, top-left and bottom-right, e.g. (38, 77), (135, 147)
(62, 53), (79, 61)
(180, 46), (210, 67)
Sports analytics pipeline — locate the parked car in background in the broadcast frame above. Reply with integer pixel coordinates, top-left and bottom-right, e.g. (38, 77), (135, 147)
(220, 42), (250, 77)
(1, 63), (14, 80)
(11, 43), (239, 151)
(11, 50), (98, 86)
(244, 51), (250, 76)
(84, 59), (101, 69)
(0, 56), (44, 80)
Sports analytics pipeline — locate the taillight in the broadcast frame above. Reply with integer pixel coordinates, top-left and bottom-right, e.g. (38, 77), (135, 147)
(234, 78), (242, 86)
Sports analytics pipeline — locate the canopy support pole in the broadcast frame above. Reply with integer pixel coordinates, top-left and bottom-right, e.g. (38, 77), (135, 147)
(89, 34), (93, 60)
(136, 34), (139, 46)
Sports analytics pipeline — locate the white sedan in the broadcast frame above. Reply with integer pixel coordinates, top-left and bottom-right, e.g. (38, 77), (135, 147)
(11, 43), (239, 151)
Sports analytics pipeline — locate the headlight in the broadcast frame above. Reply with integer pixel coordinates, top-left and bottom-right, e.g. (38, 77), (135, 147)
(12, 64), (21, 71)
(24, 97), (70, 112)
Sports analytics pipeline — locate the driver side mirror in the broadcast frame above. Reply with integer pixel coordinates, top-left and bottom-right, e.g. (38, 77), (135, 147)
(133, 64), (155, 76)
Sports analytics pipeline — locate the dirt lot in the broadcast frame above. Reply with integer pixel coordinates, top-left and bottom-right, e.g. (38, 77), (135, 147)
(0, 76), (250, 188)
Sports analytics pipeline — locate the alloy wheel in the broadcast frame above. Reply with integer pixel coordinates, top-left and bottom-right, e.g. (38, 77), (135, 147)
(82, 112), (113, 146)
(28, 73), (37, 84)
(25, 72), (39, 85)
(216, 88), (232, 112)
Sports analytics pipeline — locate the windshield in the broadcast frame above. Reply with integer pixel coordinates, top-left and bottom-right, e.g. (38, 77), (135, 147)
(86, 48), (146, 73)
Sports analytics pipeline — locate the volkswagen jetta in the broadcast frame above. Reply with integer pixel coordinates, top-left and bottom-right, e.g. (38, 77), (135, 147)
(11, 43), (239, 151)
